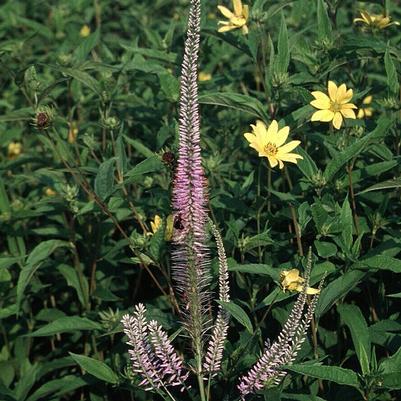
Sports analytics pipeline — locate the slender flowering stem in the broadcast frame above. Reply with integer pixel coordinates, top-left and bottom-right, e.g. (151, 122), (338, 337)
(172, 0), (210, 382)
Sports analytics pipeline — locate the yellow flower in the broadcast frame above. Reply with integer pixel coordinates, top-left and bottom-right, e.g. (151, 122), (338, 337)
(217, 0), (249, 35)
(280, 269), (320, 295)
(357, 95), (374, 119)
(354, 11), (400, 30)
(199, 72), (212, 82)
(150, 215), (162, 234)
(244, 120), (303, 169)
(80, 24), (91, 38)
(45, 188), (57, 196)
(68, 122), (79, 144)
(310, 81), (357, 130)
(7, 142), (22, 159)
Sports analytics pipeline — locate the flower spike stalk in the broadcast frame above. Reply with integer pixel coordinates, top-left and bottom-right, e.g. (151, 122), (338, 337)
(171, 0), (211, 376)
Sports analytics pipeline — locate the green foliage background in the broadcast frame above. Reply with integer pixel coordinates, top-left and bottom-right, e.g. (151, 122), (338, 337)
(0, 0), (400, 400)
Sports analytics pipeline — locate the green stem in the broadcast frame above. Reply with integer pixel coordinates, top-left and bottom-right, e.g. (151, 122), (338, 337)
(197, 369), (207, 401)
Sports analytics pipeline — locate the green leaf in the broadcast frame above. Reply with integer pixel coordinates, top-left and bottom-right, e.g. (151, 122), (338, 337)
(125, 156), (163, 183)
(315, 270), (367, 317)
(337, 304), (371, 375)
(379, 348), (401, 389)
(54, 66), (102, 96)
(340, 197), (353, 252)
(324, 116), (395, 181)
(27, 316), (101, 337)
(285, 363), (359, 387)
(0, 305), (18, 320)
(17, 240), (69, 309)
(94, 158), (116, 200)
(159, 73), (180, 102)
(296, 148), (319, 180)
(354, 255), (401, 273)
(69, 353), (119, 384)
(314, 240), (337, 258)
(0, 108), (33, 122)
(384, 46), (399, 96)
(115, 133), (127, 176)
(357, 178), (401, 195)
(123, 136), (154, 158)
(57, 264), (89, 308)
(229, 264), (279, 281)
(26, 375), (87, 401)
(276, 13), (290, 74)
(74, 29), (100, 63)
(199, 92), (269, 121)
(217, 301), (253, 334)
(316, 0), (332, 40)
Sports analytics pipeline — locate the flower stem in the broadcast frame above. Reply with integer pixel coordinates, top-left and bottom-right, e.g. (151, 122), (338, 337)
(284, 167), (303, 256)
(197, 368), (207, 401)
(347, 161), (360, 236)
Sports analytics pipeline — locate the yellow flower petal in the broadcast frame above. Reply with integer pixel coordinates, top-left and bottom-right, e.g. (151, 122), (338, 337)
(328, 81), (338, 101)
(268, 156), (278, 168)
(266, 120), (279, 142)
(218, 24), (237, 32)
(341, 103), (357, 109)
(332, 112), (343, 129)
(363, 95), (373, 105)
(340, 88), (353, 104)
(357, 109), (364, 119)
(336, 83), (347, 102)
(295, 285), (321, 294)
(306, 287), (321, 295)
(277, 140), (301, 155)
(217, 5), (234, 19)
(361, 11), (372, 24)
(241, 24), (249, 35)
(311, 109), (335, 122)
(340, 108), (356, 119)
(311, 99), (330, 109)
(243, 4), (249, 19)
(276, 153), (303, 165)
(233, 0), (243, 16)
(364, 108), (373, 117)
(275, 126), (290, 147)
(244, 132), (256, 143)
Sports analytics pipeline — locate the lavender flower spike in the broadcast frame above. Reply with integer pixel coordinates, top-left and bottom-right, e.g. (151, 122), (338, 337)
(204, 221), (230, 374)
(121, 304), (188, 392)
(237, 250), (324, 399)
(148, 320), (189, 389)
(172, 0), (211, 365)
(121, 304), (163, 391)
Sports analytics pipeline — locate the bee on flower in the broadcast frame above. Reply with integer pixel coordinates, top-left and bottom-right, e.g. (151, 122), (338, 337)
(217, 0), (249, 35)
(310, 81), (357, 130)
(244, 120), (303, 169)
(354, 11), (400, 31)
(280, 269), (320, 295)
(357, 95), (374, 119)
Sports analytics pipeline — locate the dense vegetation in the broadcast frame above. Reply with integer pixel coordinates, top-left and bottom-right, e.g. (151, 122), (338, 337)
(0, 0), (400, 400)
